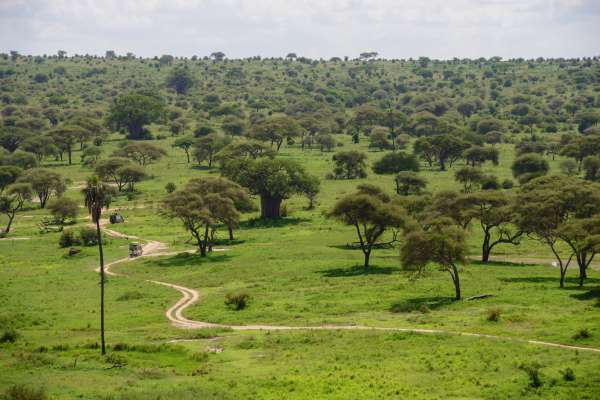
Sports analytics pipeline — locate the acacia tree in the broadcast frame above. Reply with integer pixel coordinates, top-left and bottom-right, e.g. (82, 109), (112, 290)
(514, 175), (600, 287)
(400, 218), (468, 300)
(172, 136), (195, 163)
(49, 125), (84, 165)
(413, 134), (468, 171)
(47, 197), (79, 225)
(161, 177), (249, 255)
(18, 168), (66, 208)
(0, 166), (22, 193)
(332, 150), (368, 179)
(166, 66), (196, 95)
(235, 158), (318, 219)
(251, 115), (302, 151)
(82, 176), (115, 355)
(193, 134), (228, 168)
(95, 158), (131, 191)
(0, 183), (32, 236)
(113, 142), (167, 166)
(462, 191), (522, 263)
(329, 185), (405, 268)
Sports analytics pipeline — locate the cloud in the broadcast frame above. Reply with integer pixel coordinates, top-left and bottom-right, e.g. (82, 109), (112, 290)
(0, 0), (598, 58)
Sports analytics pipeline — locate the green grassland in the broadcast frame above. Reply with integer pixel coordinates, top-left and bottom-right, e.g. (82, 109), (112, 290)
(2, 133), (600, 399)
(1, 55), (600, 399)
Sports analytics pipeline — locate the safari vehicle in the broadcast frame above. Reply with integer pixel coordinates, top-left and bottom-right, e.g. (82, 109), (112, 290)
(129, 242), (143, 258)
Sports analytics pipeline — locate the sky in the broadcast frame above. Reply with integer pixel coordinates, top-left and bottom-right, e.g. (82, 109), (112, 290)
(1, 0), (599, 59)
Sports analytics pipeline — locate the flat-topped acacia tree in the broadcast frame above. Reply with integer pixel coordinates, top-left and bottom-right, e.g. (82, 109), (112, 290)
(329, 184), (406, 269)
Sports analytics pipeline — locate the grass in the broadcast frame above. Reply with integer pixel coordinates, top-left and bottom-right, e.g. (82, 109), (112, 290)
(1, 134), (599, 398)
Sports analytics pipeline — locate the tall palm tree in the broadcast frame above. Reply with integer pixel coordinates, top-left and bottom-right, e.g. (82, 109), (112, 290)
(82, 176), (113, 355)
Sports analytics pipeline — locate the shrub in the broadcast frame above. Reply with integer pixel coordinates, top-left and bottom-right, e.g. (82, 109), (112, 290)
(79, 227), (98, 246)
(225, 292), (250, 310)
(0, 327), (19, 343)
(573, 328), (590, 340)
(47, 197), (79, 224)
(519, 362), (543, 388)
(501, 179), (514, 189)
(3, 384), (47, 400)
(481, 175), (500, 190)
(165, 182), (176, 193)
(58, 230), (77, 248)
(561, 367), (575, 381)
(117, 291), (145, 301)
(486, 308), (501, 322)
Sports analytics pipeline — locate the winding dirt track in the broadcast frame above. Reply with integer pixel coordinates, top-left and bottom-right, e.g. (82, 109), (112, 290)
(97, 225), (600, 354)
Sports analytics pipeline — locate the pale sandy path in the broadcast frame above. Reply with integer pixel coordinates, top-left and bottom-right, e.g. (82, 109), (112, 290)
(95, 225), (600, 354)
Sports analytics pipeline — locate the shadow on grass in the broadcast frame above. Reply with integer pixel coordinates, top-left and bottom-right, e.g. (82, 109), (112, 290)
(317, 264), (399, 277)
(144, 252), (232, 268)
(240, 217), (309, 229)
(469, 259), (536, 268)
(499, 277), (600, 285)
(570, 288), (600, 307)
(390, 296), (455, 313)
(328, 244), (362, 251)
(190, 165), (213, 171)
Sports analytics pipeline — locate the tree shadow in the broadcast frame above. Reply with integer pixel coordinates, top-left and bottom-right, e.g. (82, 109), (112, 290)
(190, 165), (213, 171)
(145, 252), (232, 268)
(240, 217), (309, 229)
(469, 259), (534, 268)
(570, 288), (600, 307)
(390, 296), (455, 313)
(317, 264), (399, 277)
(499, 277), (600, 285)
(328, 244), (362, 251)
(211, 238), (246, 246)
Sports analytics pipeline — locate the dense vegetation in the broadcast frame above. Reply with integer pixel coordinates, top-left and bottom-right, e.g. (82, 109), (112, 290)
(1, 52), (600, 399)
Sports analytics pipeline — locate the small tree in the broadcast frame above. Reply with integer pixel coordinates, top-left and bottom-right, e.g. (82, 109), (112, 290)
(329, 185), (405, 268)
(413, 134), (468, 171)
(332, 150), (368, 179)
(82, 176), (115, 355)
(251, 115), (302, 151)
(166, 66), (196, 95)
(95, 158), (131, 191)
(193, 134), (227, 168)
(511, 153), (549, 184)
(368, 127), (392, 151)
(454, 166), (485, 193)
(395, 172), (427, 196)
(464, 146), (499, 167)
(0, 165), (22, 193)
(372, 152), (419, 175)
(0, 183), (32, 236)
(113, 142), (167, 166)
(107, 92), (165, 140)
(47, 197), (79, 224)
(400, 219), (468, 300)
(18, 168), (66, 208)
(117, 165), (147, 192)
(172, 136), (194, 164)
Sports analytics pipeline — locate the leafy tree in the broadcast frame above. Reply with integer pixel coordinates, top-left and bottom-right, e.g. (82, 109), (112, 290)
(113, 142), (167, 166)
(18, 168), (66, 208)
(462, 192), (522, 263)
(235, 158), (318, 219)
(381, 109), (408, 149)
(368, 127), (393, 151)
(464, 146), (499, 167)
(193, 133), (228, 168)
(395, 172), (427, 196)
(511, 153), (549, 183)
(315, 134), (336, 152)
(0, 165), (22, 193)
(95, 158), (131, 191)
(560, 135), (600, 171)
(172, 136), (195, 163)
(575, 110), (600, 133)
(413, 134), (468, 171)
(0, 127), (31, 152)
(221, 116), (246, 136)
(372, 152), (419, 175)
(161, 179), (244, 255)
(82, 176), (115, 355)
(185, 177), (255, 240)
(0, 150), (38, 169)
(47, 197), (79, 224)
(582, 156), (600, 181)
(166, 66), (196, 95)
(107, 92), (165, 139)
(251, 115), (302, 151)
(476, 118), (504, 135)
(400, 218), (467, 300)
(332, 150), (368, 179)
(329, 185), (405, 268)
(454, 167), (485, 193)
(49, 125), (84, 165)
(118, 165), (147, 192)
(0, 183), (32, 236)
(514, 175), (600, 287)
(20, 135), (58, 161)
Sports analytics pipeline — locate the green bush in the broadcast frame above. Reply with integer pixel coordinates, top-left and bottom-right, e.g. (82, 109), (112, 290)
(573, 328), (590, 340)
(0, 327), (19, 343)
(3, 384), (47, 400)
(561, 367), (576, 381)
(58, 230), (79, 248)
(225, 292), (250, 310)
(79, 227), (98, 246)
(486, 308), (501, 322)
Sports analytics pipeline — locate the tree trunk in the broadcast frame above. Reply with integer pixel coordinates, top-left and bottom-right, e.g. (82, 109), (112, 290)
(95, 219), (106, 355)
(363, 249), (371, 269)
(67, 147), (72, 165)
(3, 211), (16, 234)
(228, 225), (234, 241)
(450, 266), (461, 300)
(481, 232), (491, 263)
(260, 195), (282, 219)
(559, 268), (566, 289)
(439, 158), (446, 171)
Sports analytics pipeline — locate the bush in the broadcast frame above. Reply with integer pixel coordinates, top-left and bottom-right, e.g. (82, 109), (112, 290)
(372, 152), (420, 175)
(3, 384), (47, 400)
(225, 292), (250, 310)
(486, 308), (501, 322)
(79, 227), (98, 246)
(47, 197), (79, 224)
(561, 367), (575, 381)
(0, 327), (19, 343)
(573, 328), (590, 340)
(58, 230), (79, 248)
(519, 362), (543, 388)
(165, 182), (176, 193)
(481, 175), (500, 190)
(501, 179), (514, 189)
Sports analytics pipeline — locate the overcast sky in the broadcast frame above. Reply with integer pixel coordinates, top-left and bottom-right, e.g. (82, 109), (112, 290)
(1, 0), (599, 59)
